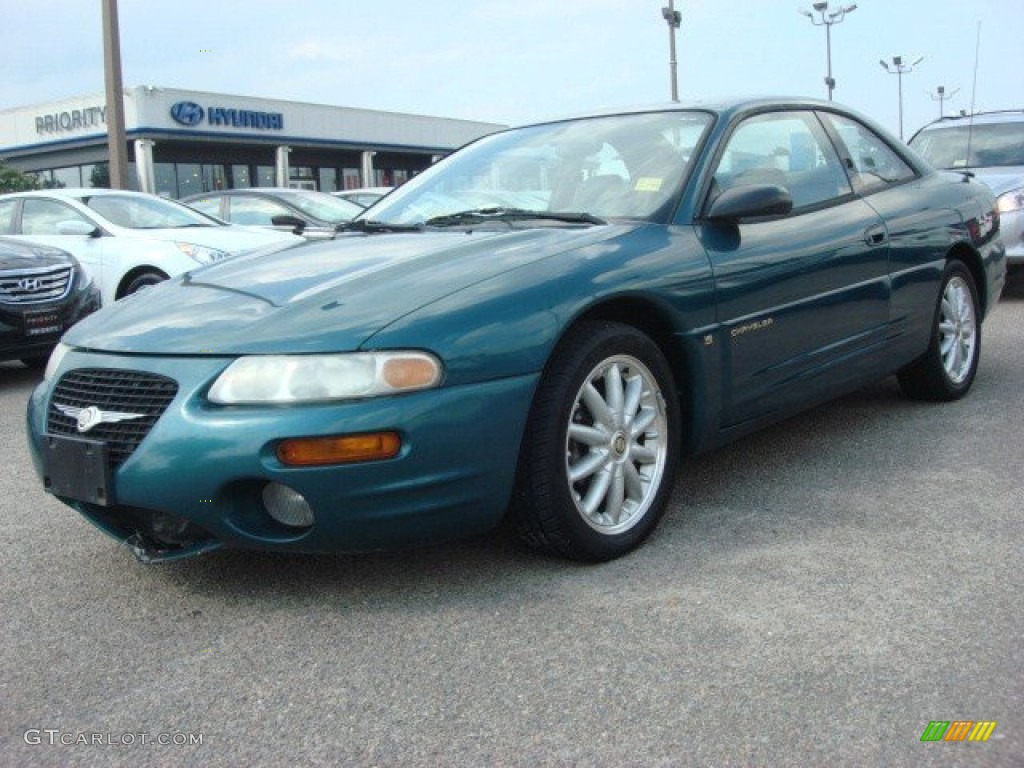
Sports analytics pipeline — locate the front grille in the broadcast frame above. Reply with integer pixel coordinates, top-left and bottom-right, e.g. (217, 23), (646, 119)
(47, 369), (179, 469)
(0, 265), (74, 304)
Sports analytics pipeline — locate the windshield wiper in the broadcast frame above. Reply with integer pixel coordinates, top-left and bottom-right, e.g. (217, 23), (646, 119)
(424, 207), (606, 228)
(338, 219), (425, 233)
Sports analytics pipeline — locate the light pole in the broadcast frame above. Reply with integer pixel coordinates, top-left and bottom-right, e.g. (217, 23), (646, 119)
(101, 0), (128, 189)
(879, 55), (923, 139)
(799, 2), (857, 101)
(928, 85), (960, 119)
(661, 1), (682, 102)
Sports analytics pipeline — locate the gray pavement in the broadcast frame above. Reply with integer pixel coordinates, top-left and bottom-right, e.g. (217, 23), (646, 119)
(2, 275), (1022, 767)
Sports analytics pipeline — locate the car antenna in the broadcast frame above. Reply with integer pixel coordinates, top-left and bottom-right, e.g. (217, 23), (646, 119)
(962, 20), (982, 181)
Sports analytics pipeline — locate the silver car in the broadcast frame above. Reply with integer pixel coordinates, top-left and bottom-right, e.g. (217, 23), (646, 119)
(909, 110), (1024, 267)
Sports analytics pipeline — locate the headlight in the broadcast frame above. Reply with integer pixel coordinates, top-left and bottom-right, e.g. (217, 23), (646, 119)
(175, 242), (230, 265)
(44, 343), (70, 381)
(208, 352), (443, 404)
(997, 187), (1024, 215)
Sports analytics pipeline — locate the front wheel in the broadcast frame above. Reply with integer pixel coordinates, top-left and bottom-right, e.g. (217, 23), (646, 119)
(119, 270), (168, 298)
(898, 260), (981, 401)
(511, 321), (680, 561)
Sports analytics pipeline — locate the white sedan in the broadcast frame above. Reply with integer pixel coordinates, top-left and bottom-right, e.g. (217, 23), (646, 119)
(0, 189), (303, 305)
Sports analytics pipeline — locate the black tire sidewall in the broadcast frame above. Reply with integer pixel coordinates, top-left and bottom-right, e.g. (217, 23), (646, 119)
(522, 321), (680, 561)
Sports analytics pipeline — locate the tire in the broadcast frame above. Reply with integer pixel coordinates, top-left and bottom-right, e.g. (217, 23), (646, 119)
(898, 260), (981, 401)
(511, 321), (680, 561)
(120, 270), (167, 297)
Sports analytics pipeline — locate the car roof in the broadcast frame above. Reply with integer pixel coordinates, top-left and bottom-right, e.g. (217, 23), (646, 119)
(0, 188), (151, 199)
(915, 109), (1024, 132)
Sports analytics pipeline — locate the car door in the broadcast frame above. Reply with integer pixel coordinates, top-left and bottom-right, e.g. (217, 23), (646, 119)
(696, 109), (892, 428)
(12, 197), (106, 291)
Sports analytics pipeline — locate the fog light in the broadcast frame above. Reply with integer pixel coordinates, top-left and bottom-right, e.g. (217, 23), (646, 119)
(262, 483), (315, 528)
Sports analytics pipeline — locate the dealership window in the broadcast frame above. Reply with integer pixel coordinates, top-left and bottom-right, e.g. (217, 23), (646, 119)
(318, 167), (337, 192)
(341, 168), (361, 190)
(154, 163), (177, 197)
(176, 163), (203, 197)
(256, 166), (275, 187)
(231, 164), (252, 189)
(52, 166), (82, 188)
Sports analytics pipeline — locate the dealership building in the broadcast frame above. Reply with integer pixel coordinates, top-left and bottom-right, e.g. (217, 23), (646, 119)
(0, 86), (505, 198)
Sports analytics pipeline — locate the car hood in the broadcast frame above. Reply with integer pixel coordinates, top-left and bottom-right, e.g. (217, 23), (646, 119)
(64, 225), (634, 355)
(0, 237), (74, 270)
(113, 225), (302, 253)
(966, 166), (1024, 196)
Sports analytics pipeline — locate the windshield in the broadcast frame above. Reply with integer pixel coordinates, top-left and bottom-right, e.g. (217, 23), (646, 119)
(84, 194), (220, 229)
(909, 121), (1024, 169)
(274, 190), (363, 224)
(366, 111), (713, 226)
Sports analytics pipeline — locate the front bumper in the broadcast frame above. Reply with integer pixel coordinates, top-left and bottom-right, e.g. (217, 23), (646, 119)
(1002, 209), (1023, 265)
(27, 349), (537, 560)
(0, 283), (100, 363)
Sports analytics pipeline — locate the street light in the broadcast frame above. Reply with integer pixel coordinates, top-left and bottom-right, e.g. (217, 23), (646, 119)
(799, 2), (857, 101)
(879, 55), (924, 139)
(928, 85), (960, 119)
(661, 1), (682, 102)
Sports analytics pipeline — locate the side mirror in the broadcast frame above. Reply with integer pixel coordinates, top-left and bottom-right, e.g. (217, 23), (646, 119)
(56, 220), (100, 237)
(706, 184), (793, 223)
(271, 214), (307, 235)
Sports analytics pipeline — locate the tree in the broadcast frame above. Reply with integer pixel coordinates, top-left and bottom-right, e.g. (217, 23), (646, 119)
(0, 161), (41, 193)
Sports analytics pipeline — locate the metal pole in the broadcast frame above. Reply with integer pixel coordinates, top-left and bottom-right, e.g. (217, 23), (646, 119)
(101, 0), (128, 189)
(825, 22), (833, 101)
(668, 11), (678, 102)
(897, 70), (904, 139)
(662, 2), (682, 102)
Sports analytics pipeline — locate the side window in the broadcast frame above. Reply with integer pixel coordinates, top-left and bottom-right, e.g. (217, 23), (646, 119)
(710, 111), (852, 212)
(20, 199), (92, 236)
(823, 113), (916, 193)
(228, 196), (292, 226)
(0, 200), (16, 234)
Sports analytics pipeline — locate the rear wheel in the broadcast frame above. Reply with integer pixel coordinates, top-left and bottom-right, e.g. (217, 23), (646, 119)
(512, 321), (680, 561)
(898, 260), (980, 401)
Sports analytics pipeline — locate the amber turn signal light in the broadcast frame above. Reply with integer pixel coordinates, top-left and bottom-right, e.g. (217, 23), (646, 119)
(277, 432), (402, 466)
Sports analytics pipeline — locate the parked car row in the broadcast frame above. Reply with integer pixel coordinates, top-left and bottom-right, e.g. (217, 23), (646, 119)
(183, 188), (363, 239)
(909, 109), (1024, 268)
(20, 97), (1007, 568)
(0, 189), (302, 306)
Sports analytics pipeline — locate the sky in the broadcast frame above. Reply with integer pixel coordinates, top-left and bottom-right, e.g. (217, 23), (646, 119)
(1, 0), (1021, 140)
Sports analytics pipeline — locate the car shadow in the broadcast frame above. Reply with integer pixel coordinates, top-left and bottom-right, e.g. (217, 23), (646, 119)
(117, 375), (942, 608)
(0, 360), (43, 387)
(1001, 269), (1024, 301)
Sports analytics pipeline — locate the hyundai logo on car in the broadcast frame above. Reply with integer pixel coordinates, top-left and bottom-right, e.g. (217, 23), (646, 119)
(170, 101), (204, 126)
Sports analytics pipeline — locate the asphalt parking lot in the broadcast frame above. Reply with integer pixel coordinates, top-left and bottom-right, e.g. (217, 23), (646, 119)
(2, 275), (1021, 767)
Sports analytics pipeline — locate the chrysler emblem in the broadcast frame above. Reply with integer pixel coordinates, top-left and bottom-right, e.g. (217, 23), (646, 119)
(54, 403), (146, 433)
(19, 277), (42, 291)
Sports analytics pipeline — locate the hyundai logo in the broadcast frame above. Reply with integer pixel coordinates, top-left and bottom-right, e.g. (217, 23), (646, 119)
(170, 101), (205, 126)
(19, 277), (42, 291)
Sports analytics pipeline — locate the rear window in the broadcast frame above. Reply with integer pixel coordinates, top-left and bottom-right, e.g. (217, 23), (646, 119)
(909, 120), (1024, 169)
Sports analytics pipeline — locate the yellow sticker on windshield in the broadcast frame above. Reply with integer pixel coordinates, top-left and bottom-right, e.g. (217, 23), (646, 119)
(634, 177), (663, 192)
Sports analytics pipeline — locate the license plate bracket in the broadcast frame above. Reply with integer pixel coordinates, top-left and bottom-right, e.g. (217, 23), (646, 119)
(43, 434), (114, 507)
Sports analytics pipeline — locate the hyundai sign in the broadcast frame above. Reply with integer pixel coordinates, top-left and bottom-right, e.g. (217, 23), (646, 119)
(169, 101), (284, 131)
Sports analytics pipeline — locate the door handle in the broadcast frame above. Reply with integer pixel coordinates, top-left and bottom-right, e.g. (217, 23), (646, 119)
(864, 225), (888, 246)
